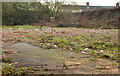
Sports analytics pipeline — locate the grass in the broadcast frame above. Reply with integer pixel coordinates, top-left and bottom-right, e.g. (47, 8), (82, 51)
(91, 51), (97, 54)
(1, 56), (39, 75)
(2, 62), (38, 75)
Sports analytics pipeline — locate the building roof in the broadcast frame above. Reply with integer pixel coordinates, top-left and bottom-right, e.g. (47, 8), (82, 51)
(60, 5), (114, 13)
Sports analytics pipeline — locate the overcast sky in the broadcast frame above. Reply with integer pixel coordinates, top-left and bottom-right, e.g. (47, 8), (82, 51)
(38, 0), (120, 6)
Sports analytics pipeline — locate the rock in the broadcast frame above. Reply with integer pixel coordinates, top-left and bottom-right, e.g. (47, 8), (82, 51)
(82, 51), (87, 54)
(34, 29), (39, 32)
(70, 48), (73, 50)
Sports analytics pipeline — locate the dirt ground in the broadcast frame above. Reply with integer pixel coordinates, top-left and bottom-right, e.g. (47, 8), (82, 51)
(1, 26), (119, 74)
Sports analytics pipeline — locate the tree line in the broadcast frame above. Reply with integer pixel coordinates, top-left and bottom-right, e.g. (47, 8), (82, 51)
(2, 2), (54, 26)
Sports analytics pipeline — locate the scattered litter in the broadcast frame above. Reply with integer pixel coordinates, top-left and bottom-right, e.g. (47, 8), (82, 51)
(10, 50), (14, 52)
(100, 50), (104, 53)
(53, 45), (57, 47)
(84, 48), (90, 51)
(15, 62), (18, 64)
(82, 51), (87, 54)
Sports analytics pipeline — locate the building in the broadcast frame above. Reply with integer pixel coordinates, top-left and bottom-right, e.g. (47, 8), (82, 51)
(60, 4), (114, 13)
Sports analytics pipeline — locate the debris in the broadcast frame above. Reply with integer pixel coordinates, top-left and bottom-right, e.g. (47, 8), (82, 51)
(63, 62), (68, 69)
(10, 50), (14, 52)
(82, 51), (87, 54)
(53, 45), (57, 47)
(15, 62), (18, 64)
(13, 31), (20, 33)
(18, 51), (20, 53)
(100, 50), (104, 53)
(84, 48), (90, 51)
(34, 29), (39, 32)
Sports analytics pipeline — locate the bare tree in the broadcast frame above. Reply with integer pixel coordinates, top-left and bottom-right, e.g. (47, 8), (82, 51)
(45, 0), (64, 17)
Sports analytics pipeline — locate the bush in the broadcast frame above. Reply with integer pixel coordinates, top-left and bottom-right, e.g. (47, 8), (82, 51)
(2, 57), (13, 63)
(2, 2), (54, 26)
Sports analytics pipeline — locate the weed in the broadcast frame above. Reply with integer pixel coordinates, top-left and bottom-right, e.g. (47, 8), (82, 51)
(75, 47), (84, 51)
(27, 67), (34, 71)
(16, 39), (22, 42)
(113, 62), (119, 67)
(2, 64), (28, 75)
(104, 35), (110, 39)
(81, 35), (86, 38)
(89, 58), (97, 62)
(41, 68), (48, 71)
(100, 54), (112, 59)
(91, 41), (106, 50)
(2, 57), (13, 63)
(51, 29), (56, 32)
(69, 41), (75, 46)
(28, 42), (32, 44)
(113, 30), (118, 32)
(73, 36), (81, 41)
(91, 51), (97, 54)
(53, 37), (66, 43)
(63, 63), (68, 69)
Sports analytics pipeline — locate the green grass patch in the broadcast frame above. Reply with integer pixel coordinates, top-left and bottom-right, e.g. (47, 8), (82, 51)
(89, 58), (97, 62)
(41, 68), (48, 71)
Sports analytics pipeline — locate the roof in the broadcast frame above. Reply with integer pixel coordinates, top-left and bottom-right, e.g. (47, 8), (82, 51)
(61, 5), (114, 10)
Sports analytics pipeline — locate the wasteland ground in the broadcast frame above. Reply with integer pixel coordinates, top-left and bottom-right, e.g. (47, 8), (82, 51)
(1, 25), (119, 75)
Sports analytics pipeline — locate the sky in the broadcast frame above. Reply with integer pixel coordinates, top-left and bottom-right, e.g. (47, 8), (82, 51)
(38, 0), (120, 6)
